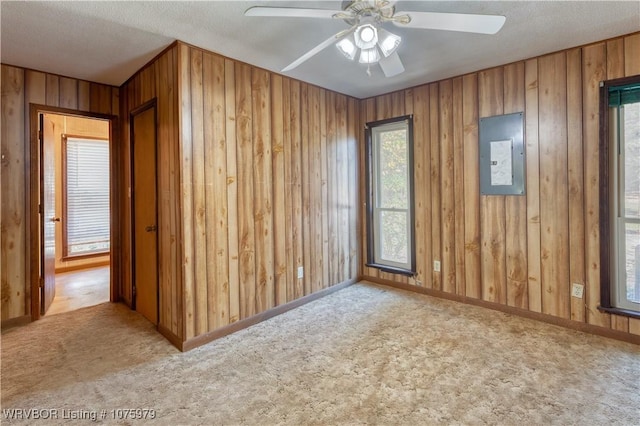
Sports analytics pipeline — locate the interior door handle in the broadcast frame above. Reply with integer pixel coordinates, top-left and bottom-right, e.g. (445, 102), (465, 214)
(145, 225), (157, 232)
(50, 217), (61, 222)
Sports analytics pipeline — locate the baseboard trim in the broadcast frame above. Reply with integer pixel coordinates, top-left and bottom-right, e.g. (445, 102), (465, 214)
(157, 324), (183, 349)
(1, 315), (31, 332)
(181, 279), (356, 352)
(363, 276), (640, 346)
(55, 260), (110, 274)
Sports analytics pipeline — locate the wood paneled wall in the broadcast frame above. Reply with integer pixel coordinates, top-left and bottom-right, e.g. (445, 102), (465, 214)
(360, 32), (640, 336)
(120, 42), (358, 344)
(119, 45), (183, 338)
(1, 64), (118, 320)
(177, 44), (359, 341)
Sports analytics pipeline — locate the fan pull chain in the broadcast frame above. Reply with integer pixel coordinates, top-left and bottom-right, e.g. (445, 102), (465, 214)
(366, 64), (372, 77)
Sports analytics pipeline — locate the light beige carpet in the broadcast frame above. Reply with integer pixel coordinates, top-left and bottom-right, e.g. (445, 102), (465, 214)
(2, 282), (639, 425)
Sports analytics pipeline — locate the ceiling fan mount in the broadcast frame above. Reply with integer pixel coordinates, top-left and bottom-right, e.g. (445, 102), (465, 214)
(337, 1), (406, 26)
(245, 1), (505, 78)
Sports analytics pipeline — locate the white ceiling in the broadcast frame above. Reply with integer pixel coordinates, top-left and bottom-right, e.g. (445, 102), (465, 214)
(2, 1), (639, 99)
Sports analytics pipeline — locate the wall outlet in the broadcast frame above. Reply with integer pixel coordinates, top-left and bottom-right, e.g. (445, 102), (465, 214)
(297, 266), (304, 279)
(571, 283), (584, 298)
(433, 260), (441, 272)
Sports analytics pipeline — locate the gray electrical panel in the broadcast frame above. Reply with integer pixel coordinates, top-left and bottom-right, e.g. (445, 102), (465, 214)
(479, 112), (525, 195)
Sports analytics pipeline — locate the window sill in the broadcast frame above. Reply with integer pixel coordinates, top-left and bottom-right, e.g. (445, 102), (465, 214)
(597, 305), (640, 320)
(366, 263), (415, 277)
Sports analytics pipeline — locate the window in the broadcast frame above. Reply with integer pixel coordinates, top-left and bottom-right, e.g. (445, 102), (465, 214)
(365, 116), (415, 274)
(601, 76), (640, 316)
(63, 136), (110, 258)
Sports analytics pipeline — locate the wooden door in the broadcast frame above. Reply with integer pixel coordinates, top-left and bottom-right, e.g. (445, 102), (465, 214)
(40, 114), (57, 314)
(132, 105), (158, 324)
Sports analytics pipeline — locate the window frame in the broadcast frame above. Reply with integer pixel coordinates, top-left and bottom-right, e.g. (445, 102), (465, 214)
(62, 134), (111, 260)
(599, 74), (640, 319)
(365, 115), (416, 276)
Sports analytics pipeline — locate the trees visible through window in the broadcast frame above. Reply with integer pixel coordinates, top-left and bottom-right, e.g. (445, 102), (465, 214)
(601, 77), (640, 315)
(63, 136), (110, 258)
(366, 116), (415, 274)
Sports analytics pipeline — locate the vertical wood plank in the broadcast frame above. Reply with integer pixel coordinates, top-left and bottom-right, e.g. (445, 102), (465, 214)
(236, 63), (256, 318)
(252, 69), (274, 311)
(156, 49), (170, 331)
(204, 52), (230, 329)
(439, 80), (456, 294)
(78, 81), (91, 111)
(539, 52), (570, 319)
(606, 38), (625, 80)
(504, 62), (528, 309)
(1, 66), (26, 319)
(225, 59), (240, 323)
(170, 46), (183, 337)
(429, 83), (442, 290)
(309, 86), (323, 292)
(326, 91), (338, 286)
(46, 74), (59, 107)
(411, 87), (427, 287)
(336, 94), (350, 283)
(525, 59), (542, 313)
(59, 77), (78, 109)
(582, 43), (610, 328)
(566, 49), (586, 323)
(300, 84), (312, 295)
(290, 81), (304, 299)
(624, 33), (640, 76)
(478, 68), (506, 304)
(462, 74), (481, 298)
(452, 77), (465, 296)
(202, 52), (217, 332)
(271, 74), (287, 305)
(211, 54), (230, 328)
(179, 45), (196, 338)
(282, 77), (295, 302)
(190, 49), (208, 336)
(319, 89), (330, 289)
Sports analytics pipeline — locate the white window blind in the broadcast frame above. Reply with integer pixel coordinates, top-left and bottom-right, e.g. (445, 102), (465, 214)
(64, 137), (110, 257)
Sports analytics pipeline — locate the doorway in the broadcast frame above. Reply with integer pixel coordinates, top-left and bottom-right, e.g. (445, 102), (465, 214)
(32, 109), (115, 318)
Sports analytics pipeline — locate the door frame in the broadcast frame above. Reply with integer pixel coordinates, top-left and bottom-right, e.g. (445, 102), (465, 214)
(29, 104), (119, 320)
(129, 98), (159, 322)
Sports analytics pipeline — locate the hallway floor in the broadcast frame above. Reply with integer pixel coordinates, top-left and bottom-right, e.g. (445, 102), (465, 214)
(46, 266), (110, 316)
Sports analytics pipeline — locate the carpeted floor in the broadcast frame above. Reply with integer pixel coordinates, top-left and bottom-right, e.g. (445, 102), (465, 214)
(2, 282), (639, 425)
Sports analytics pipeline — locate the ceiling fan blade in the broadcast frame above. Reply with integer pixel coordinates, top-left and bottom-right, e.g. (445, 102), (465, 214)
(394, 11), (506, 34)
(245, 6), (344, 19)
(379, 52), (405, 77)
(282, 34), (342, 72)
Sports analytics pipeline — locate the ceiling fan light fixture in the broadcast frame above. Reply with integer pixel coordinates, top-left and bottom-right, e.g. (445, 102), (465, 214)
(359, 47), (380, 64)
(354, 24), (378, 50)
(377, 28), (401, 57)
(336, 37), (357, 60)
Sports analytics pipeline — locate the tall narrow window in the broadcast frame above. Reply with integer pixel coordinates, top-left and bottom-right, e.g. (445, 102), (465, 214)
(601, 77), (640, 315)
(366, 116), (415, 274)
(63, 136), (110, 258)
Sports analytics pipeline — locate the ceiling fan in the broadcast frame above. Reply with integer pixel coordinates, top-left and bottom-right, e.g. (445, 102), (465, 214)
(245, 0), (506, 77)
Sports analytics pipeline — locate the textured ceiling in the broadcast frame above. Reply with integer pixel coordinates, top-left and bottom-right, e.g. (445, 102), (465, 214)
(1, 1), (639, 98)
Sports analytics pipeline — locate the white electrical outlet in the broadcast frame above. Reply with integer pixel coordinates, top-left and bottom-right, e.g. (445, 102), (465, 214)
(571, 283), (584, 298)
(297, 266), (304, 279)
(434, 260), (441, 272)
